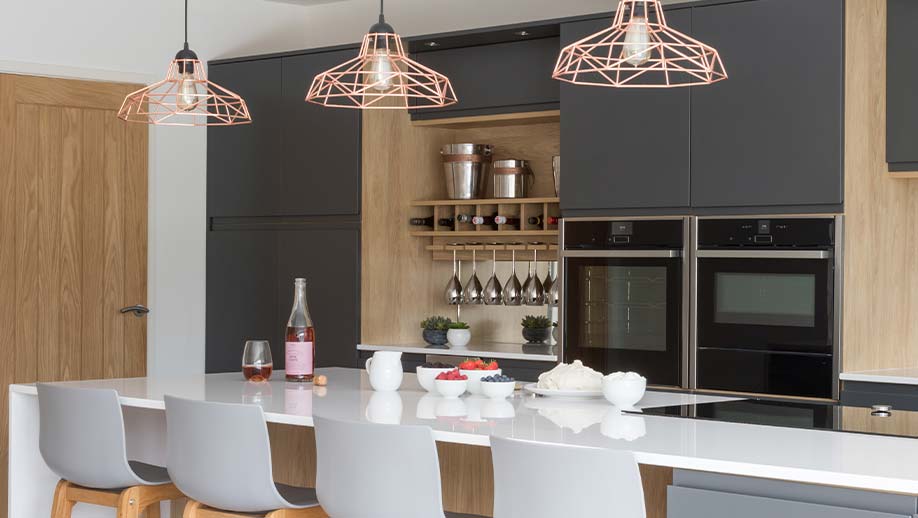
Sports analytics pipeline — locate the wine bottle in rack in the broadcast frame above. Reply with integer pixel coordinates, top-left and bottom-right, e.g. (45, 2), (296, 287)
(285, 278), (315, 382)
(456, 213), (476, 223)
(494, 215), (521, 227)
(409, 216), (455, 228)
(471, 213), (499, 226)
(527, 214), (560, 226)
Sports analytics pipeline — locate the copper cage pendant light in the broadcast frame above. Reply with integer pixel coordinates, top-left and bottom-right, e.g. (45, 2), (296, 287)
(306, 0), (457, 109)
(118, 0), (252, 126)
(553, 0), (727, 88)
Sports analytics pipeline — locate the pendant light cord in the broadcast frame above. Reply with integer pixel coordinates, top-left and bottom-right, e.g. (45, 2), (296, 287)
(184, 0), (189, 47)
(379, 0), (385, 23)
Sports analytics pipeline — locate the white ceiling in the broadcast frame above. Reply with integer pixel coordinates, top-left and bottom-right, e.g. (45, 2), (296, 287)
(0, 0), (683, 81)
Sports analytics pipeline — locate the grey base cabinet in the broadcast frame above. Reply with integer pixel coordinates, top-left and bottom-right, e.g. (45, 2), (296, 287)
(668, 470), (917, 518)
(841, 381), (918, 411)
(206, 222), (360, 373)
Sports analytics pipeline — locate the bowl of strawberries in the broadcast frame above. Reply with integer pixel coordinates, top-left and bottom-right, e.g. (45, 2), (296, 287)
(434, 369), (469, 399)
(459, 358), (501, 395)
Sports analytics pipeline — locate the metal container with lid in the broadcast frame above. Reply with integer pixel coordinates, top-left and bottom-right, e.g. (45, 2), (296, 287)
(492, 159), (534, 198)
(441, 143), (492, 200)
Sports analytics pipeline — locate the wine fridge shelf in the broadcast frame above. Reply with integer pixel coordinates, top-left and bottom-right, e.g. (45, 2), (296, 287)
(409, 197), (561, 261)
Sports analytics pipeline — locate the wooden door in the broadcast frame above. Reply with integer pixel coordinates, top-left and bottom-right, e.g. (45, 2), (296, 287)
(0, 73), (148, 518)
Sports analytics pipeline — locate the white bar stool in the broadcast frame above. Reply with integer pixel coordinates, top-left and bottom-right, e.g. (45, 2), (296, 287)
(36, 384), (183, 518)
(163, 395), (322, 518)
(313, 416), (484, 518)
(490, 435), (646, 518)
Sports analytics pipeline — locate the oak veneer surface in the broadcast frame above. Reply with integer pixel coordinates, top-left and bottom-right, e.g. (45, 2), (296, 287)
(0, 73), (148, 518)
(266, 425), (670, 518)
(361, 109), (561, 345)
(843, 0), (918, 372)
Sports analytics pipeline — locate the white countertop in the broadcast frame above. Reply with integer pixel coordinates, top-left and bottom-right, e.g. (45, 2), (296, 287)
(841, 368), (918, 386)
(13, 368), (918, 494)
(357, 342), (558, 362)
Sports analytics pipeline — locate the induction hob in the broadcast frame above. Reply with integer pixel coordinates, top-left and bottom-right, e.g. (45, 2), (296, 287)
(635, 399), (918, 440)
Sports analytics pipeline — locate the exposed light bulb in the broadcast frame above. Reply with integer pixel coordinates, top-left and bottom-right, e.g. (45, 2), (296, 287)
(622, 16), (652, 66)
(365, 50), (395, 92)
(176, 72), (200, 112)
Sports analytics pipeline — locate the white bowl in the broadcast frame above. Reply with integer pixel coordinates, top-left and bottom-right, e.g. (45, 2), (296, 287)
(416, 366), (454, 392)
(435, 378), (468, 399)
(481, 380), (515, 400)
(460, 369), (501, 395)
(601, 377), (647, 409)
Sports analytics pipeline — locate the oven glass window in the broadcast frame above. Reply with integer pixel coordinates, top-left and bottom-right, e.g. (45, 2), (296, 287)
(714, 272), (816, 327)
(578, 265), (668, 351)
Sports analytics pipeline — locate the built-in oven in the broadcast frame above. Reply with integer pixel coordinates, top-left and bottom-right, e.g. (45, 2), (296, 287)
(561, 218), (689, 388)
(693, 216), (843, 400)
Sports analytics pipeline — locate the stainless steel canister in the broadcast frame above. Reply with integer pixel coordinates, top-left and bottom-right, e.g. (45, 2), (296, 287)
(441, 144), (492, 200)
(492, 159), (534, 198)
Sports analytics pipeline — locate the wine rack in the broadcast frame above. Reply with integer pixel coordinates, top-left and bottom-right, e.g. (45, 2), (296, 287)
(409, 197), (560, 261)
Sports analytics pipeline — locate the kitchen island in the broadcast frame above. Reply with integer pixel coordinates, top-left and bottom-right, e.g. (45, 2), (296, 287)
(10, 368), (918, 518)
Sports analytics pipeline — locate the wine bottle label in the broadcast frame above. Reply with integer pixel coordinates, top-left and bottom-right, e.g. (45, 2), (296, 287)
(285, 341), (314, 376)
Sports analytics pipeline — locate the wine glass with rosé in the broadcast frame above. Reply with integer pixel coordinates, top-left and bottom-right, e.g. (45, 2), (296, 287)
(242, 340), (274, 382)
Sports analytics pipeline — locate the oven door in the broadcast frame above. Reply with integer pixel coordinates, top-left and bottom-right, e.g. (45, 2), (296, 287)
(695, 250), (835, 398)
(563, 250), (683, 387)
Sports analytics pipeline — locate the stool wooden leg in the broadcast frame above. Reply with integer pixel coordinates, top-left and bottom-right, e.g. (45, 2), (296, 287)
(183, 500), (203, 518)
(266, 508), (328, 518)
(144, 502), (161, 518)
(51, 480), (75, 518)
(117, 487), (142, 518)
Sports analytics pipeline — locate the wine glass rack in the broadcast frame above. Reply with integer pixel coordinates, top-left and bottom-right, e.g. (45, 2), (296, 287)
(409, 197), (560, 261)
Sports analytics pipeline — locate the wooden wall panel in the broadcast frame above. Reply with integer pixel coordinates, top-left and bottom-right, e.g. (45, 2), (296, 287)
(361, 110), (561, 346)
(0, 73), (147, 518)
(842, 0), (918, 372)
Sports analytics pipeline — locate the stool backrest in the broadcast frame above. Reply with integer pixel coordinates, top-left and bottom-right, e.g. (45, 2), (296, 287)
(490, 435), (646, 518)
(164, 395), (287, 513)
(313, 416), (446, 518)
(36, 384), (141, 489)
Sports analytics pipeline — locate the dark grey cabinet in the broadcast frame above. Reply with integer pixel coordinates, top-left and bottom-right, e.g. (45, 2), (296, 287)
(206, 222), (361, 373)
(559, 12), (692, 213)
(410, 37), (560, 120)
(206, 229), (279, 373)
(207, 49), (361, 218)
(281, 51), (361, 216)
(690, 0), (844, 210)
(841, 381), (918, 411)
(275, 226), (360, 370)
(207, 59), (283, 218)
(887, 0), (918, 172)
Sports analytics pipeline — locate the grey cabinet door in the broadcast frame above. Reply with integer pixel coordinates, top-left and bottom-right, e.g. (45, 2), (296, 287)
(206, 229), (279, 373)
(887, 0), (918, 170)
(667, 486), (911, 518)
(690, 0), (844, 209)
(410, 37), (560, 119)
(207, 59), (283, 218)
(559, 12), (692, 212)
(275, 226), (360, 369)
(281, 51), (361, 216)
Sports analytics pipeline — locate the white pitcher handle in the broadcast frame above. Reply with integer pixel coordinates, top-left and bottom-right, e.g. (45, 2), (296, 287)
(365, 357), (373, 372)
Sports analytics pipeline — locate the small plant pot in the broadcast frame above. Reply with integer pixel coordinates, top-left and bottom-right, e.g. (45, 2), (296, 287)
(522, 327), (552, 344)
(447, 328), (471, 347)
(422, 329), (449, 347)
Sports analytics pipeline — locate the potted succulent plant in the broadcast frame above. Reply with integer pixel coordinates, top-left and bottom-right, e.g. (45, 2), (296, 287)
(521, 315), (555, 344)
(421, 316), (452, 347)
(447, 321), (471, 348)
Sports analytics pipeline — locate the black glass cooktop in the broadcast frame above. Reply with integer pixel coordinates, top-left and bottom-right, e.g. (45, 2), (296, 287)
(635, 399), (918, 440)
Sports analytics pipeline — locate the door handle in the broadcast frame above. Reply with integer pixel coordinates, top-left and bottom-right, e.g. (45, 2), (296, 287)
(120, 305), (150, 317)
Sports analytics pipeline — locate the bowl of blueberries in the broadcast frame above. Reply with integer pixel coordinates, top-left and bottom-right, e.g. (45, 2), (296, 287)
(480, 374), (516, 400)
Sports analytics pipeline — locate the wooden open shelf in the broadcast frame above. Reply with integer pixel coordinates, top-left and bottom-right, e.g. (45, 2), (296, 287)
(411, 110), (561, 130)
(410, 196), (559, 207)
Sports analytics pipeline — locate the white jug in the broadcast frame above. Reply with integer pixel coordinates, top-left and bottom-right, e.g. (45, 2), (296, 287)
(365, 351), (403, 391)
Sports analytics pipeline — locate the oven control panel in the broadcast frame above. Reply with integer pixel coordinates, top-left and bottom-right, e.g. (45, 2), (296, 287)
(698, 218), (835, 248)
(564, 219), (684, 250)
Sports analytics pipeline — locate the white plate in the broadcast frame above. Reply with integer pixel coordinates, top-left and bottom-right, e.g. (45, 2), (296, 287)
(523, 383), (603, 399)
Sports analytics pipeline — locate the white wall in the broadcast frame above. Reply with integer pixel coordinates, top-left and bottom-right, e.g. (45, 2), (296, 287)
(3, 0), (673, 377)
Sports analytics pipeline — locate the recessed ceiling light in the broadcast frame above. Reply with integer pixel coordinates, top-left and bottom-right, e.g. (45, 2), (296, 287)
(425, 41), (440, 47)
(515, 30), (530, 36)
